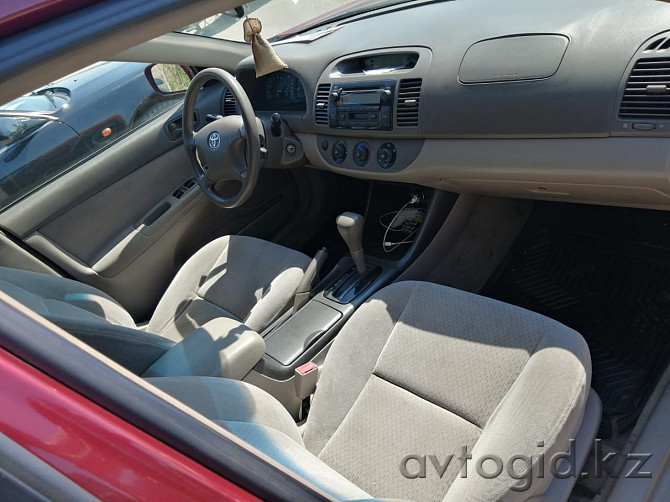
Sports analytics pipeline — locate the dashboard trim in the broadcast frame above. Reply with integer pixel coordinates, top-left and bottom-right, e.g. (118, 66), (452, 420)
(299, 133), (670, 210)
(232, 0), (670, 210)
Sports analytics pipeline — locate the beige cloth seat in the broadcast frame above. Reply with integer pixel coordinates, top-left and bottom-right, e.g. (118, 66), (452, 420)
(0, 235), (310, 374)
(150, 281), (597, 501)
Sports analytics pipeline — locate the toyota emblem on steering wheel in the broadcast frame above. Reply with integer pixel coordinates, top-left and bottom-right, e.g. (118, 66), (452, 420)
(208, 132), (221, 150)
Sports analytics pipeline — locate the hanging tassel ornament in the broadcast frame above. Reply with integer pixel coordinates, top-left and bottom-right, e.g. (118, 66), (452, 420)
(243, 17), (289, 77)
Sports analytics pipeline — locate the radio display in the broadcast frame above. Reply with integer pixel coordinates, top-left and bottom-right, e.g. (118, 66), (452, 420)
(340, 92), (382, 105)
(329, 81), (395, 130)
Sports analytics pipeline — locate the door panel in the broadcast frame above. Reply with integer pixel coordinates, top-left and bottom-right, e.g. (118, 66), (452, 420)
(34, 147), (195, 269)
(0, 110), (181, 238)
(0, 105), (304, 321)
(0, 110), (204, 319)
(0, 230), (60, 275)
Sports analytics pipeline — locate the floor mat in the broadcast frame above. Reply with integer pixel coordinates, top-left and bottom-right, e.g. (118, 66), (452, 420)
(482, 203), (670, 438)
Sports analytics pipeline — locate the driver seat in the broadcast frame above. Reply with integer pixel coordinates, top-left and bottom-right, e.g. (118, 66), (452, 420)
(0, 235), (311, 375)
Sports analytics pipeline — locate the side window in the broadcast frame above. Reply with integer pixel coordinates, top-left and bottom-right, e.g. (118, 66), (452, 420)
(0, 116), (88, 206)
(0, 62), (190, 210)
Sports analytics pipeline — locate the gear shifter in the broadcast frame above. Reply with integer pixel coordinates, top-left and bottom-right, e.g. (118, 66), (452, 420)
(336, 212), (366, 274)
(326, 212), (381, 304)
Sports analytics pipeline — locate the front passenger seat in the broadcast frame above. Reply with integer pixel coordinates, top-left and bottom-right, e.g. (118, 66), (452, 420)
(150, 281), (600, 501)
(0, 235), (310, 375)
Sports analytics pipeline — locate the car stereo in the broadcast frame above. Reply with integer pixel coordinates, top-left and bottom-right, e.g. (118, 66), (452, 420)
(329, 81), (395, 130)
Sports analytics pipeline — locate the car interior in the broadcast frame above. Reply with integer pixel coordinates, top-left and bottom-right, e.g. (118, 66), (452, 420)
(0, 0), (669, 500)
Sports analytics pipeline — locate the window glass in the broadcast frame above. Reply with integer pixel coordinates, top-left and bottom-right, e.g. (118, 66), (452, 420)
(0, 61), (187, 209)
(176, 1), (414, 43)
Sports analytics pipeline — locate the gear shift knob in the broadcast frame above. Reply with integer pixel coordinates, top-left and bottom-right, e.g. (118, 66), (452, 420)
(336, 212), (366, 274)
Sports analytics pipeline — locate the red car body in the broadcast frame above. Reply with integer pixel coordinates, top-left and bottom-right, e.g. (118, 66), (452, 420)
(0, 349), (256, 501)
(0, 0), (102, 38)
(0, 2), (289, 500)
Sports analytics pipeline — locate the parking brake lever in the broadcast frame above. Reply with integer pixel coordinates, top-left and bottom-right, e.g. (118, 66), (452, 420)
(293, 247), (328, 313)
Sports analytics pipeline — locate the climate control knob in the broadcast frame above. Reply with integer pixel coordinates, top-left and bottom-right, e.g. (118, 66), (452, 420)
(353, 142), (370, 167)
(332, 140), (347, 164)
(377, 142), (397, 169)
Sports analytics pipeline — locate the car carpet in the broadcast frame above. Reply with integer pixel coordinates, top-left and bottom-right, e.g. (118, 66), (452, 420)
(481, 202), (670, 439)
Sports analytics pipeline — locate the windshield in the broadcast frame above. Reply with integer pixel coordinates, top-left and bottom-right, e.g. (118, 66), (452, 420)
(0, 91), (69, 113)
(176, 0), (414, 43)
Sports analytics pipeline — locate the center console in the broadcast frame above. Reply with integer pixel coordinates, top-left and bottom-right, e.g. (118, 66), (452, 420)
(311, 46), (432, 174)
(245, 183), (457, 418)
(256, 257), (397, 382)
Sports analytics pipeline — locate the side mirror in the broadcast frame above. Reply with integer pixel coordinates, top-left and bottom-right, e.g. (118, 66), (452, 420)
(146, 64), (191, 94)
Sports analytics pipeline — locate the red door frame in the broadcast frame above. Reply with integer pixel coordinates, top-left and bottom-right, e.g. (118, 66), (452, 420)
(0, 0), (104, 38)
(0, 348), (258, 501)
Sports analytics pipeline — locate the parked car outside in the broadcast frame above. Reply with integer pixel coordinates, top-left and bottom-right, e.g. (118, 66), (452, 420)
(0, 61), (187, 209)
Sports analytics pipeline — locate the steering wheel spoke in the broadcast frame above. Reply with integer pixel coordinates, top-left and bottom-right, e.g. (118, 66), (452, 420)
(182, 68), (261, 208)
(183, 130), (198, 148)
(196, 170), (212, 184)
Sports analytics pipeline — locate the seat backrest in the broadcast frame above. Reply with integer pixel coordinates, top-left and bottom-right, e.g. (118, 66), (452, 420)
(302, 281), (591, 502)
(147, 235), (311, 340)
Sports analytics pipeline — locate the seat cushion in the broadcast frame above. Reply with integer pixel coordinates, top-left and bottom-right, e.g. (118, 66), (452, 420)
(0, 266), (174, 373)
(218, 421), (372, 500)
(147, 235), (310, 340)
(146, 376), (304, 445)
(146, 376), (372, 500)
(302, 281), (591, 501)
(0, 266), (135, 328)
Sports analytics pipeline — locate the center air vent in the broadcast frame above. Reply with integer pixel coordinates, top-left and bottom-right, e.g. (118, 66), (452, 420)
(396, 78), (422, 127)
(619, 58), (670, 119)
(643, 37), (670, 52)
(223, 89), (236, 116)
(315, 84), (331, 125)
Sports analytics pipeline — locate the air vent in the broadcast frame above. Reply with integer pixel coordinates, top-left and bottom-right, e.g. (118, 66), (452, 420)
(644, 38), (670, 52)
(619, 58), (670, 119)
(223, 89), (236, 115)
(315, 84), (331, 125)
(396, 78), (422, 127)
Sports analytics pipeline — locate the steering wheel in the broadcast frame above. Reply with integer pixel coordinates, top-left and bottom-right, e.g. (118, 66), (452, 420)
(182, 68), (261, 208)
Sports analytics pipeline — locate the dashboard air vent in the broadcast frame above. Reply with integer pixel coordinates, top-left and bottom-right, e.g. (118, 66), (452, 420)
(644, 37), (670, 52)
(619, 58), (670, 120)
(396, 78), (422, 127)
(223, 89), (236, 115)
(315, 84), (330, 125)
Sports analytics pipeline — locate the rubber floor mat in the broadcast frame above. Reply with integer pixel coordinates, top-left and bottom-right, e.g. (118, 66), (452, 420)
(482, 204), (670, 438)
